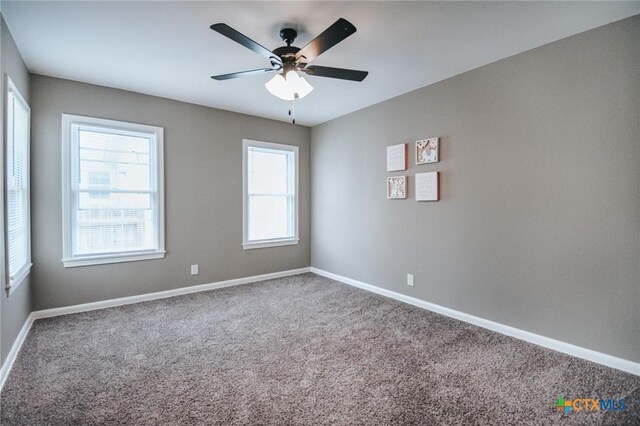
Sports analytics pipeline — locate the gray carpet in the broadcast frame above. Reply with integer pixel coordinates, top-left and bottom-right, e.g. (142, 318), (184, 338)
(1, 273), (638, 425)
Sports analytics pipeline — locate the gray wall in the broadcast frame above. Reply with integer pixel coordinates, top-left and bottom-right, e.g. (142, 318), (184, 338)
(311, 16), (639, 362)
(1, 15), (32, 365)
(30, 75), (310, 311)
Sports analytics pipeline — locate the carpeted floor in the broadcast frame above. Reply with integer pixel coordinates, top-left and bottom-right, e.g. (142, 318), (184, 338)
(1, 273), (638, 425)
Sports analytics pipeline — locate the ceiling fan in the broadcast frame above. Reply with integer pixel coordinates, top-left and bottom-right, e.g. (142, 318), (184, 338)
(210, 18), (368, 103)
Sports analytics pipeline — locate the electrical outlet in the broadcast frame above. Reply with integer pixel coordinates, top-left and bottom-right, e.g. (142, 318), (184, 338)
(407, 274), (414, 287)
(190, 264), (199, 275)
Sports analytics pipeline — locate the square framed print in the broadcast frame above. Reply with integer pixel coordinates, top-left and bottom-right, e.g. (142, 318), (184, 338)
(386, 143), (407, 171)
(415, 171), (439, 201)
(416, 137), (439, 164)
(387, 176), (407, 199)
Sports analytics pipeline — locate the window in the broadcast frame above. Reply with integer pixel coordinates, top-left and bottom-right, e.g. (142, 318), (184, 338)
(61, 114), (164, 267)
(243, 140), (298, 249)
(4, 76), (32, 292)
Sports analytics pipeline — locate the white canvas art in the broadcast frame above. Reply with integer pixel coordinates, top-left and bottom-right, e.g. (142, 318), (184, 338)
(386, 143), (407, 171)
(387, 176), (407, 199)
(416, 137), (439, 164)
(415, 172), (439, 201)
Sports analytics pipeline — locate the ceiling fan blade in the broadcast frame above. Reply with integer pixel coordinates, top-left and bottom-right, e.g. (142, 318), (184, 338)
(295, 18), (357, 64)
(211, 23), (282, 66)
(301, 66), (368, 82)
(211, 68), (277, 81)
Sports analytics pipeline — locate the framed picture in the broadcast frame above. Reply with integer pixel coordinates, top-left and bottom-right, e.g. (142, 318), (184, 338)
(415, 172), (439, 201)
(416, 137), (439, 164)
(386, 143), (407, 171)
(387, 176), (407, 199)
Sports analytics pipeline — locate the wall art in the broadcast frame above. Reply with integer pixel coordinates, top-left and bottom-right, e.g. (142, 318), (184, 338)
(387, 176), (407, 199)
(416, 137), (439, 164)
(415, 171), (439, 201)
(386, 143), (407, 171)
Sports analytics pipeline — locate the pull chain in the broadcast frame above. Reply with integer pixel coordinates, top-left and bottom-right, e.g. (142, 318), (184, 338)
(288, 95), (298, 124)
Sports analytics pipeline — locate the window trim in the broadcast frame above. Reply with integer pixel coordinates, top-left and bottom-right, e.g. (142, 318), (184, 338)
(3, 75), (32, 294)
(242, 139), (299, 250)
(61, 114), (165, 268)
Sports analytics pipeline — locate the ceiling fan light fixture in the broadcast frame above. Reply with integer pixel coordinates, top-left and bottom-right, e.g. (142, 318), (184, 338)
(265, 71), (313, 101)
(265, 73), (289, 100)
(286, 70), (314, 99)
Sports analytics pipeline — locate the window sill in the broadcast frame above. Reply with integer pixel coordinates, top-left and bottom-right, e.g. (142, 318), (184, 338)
(62, 251), (166, 268)
(242, 238), (299, 250)
(6, 263), (32, 296)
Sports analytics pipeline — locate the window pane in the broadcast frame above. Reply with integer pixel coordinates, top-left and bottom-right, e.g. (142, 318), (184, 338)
(6, 87), (31, 280)
(76, 209), (154, 255)
(7, 189), (28, 275)
(248, 195), (292, 241)
(248, 149), (289, 195)
(78, 130), (151, 191)
(10, 94), (29, 188)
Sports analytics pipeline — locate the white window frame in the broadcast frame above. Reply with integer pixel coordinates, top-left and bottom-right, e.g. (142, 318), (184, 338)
(3, 76), (32, 294)
(242, 139), (299, 250)
(61, 114), (165, 267)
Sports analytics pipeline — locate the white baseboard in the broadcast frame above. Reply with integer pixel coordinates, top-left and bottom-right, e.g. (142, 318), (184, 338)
(310, 267), (639, 376)
(32, 267), (311, 320)
(0, 313), (34, 391)
(2, 265), (635, 392)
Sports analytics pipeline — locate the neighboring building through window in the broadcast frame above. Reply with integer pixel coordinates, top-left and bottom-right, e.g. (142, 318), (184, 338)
(4, 76), (32, 293)
(61, 114), (165, 267)
(243, 139), (298, 249)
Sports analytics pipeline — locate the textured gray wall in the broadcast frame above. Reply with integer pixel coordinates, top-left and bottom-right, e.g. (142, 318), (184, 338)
(311, 16), (640, 362)
(30, 75), (310, 311)
(1, 15), (32, 365)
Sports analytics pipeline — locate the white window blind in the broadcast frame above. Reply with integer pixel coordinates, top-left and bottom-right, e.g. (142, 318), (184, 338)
(5, 77), (32, 292)
(62, 115), (165, 267)
(243, 140), (298, 249)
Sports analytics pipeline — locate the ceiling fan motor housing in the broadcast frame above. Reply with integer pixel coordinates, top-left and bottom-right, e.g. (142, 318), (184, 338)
(274, 29), (303, 70)
(279, 28), (298, 46)
(272, 46), (301, 70)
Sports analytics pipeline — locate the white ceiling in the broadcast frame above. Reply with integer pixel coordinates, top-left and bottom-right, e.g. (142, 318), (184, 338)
(2, 1), (639, 127)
